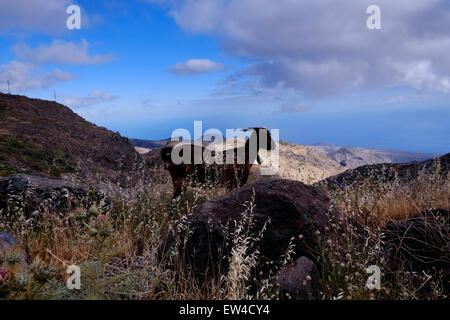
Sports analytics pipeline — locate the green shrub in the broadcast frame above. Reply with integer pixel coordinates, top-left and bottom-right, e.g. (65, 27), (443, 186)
(0, 136), (75, 177)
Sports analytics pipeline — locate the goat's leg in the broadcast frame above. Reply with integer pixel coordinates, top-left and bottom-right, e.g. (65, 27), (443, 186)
(225, 166), (236, 191)
(195, 164), (206, 184)
(167, 178), (184, 218)
(241, 166), (251, 186)
(172, 178), (184, 198)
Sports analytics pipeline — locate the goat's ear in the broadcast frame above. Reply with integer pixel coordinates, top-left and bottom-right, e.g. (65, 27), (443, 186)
(248, 127), (267, 132)
(242, 127), (259, 132)
(257, 155), (263, 164)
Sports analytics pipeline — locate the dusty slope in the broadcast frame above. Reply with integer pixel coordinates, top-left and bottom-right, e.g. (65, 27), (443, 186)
(273, 141), (346, 184)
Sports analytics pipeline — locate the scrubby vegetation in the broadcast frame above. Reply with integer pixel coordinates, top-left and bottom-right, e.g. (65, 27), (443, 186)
(0, 103), (8, 116)
(0, 157), (448, 300)
(0, 136), (75, 177)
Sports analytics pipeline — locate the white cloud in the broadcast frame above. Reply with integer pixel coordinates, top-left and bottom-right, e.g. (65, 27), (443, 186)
(399, 60), (450, 93)
(13, 40), (114, 65)
(0, 60), (74, 92)
(167, 59), (224, 76)
(167, 0), (450, 96)
(60, 90), (118, 108)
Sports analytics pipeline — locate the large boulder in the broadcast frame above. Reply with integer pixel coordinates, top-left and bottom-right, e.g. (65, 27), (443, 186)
(382, 209), (449, 272)
(160, 178), (342, 278)
(0, 174), (109, 216)
(272, 256), (321, 299)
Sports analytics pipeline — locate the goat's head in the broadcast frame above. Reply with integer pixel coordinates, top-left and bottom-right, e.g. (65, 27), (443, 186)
(242, 127), (275, 150)
(242, 127), (276, 164)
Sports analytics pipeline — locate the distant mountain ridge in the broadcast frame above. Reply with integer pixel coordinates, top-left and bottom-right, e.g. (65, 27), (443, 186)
(129, 138), (170, 149)
(309, 143), (436, 169)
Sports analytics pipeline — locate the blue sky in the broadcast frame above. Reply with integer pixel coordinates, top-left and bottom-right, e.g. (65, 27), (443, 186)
(0, 0), (449, 154)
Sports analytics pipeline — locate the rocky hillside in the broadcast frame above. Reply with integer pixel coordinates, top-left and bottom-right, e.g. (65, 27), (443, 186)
(317, 152), (449, 190)
(275, 141), (346, 184)
(309, 143), (435, 169)
(0, 93), (146, 188)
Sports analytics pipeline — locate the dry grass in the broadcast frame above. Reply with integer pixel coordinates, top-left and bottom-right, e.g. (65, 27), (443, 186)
(316, 157), (449, 300)
(0, 159), (448, 300)
(320, 158), (449, 227)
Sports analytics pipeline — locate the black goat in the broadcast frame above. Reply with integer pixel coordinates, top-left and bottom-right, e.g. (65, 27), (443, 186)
(161, 128), (275, 198)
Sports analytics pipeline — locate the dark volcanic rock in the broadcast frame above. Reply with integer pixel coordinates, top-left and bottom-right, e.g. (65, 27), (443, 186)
(382, 211), (449, 272)
(160, 178), (342, 278)
(272, 256), (321, 299)
(416, 208), (450, 225)
(0, 174), (109, 216)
